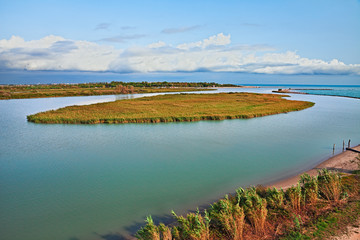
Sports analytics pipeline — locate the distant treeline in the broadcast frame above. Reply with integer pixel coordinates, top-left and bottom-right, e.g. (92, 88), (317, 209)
(1, 81), (228, 99)
(104, 81), (237, 88)
(1, 81), (238, 89)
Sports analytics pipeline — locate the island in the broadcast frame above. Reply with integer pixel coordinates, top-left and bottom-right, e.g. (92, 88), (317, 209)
(27, 92), (314, 124)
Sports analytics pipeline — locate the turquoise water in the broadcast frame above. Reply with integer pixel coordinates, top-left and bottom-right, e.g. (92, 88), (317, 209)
(1, 71), (360, 85)
(0, 88), (359, 240)
(295, 86), (360, 99)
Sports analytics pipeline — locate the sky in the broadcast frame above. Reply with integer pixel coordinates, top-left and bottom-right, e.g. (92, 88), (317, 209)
(0, 0), (359, 75)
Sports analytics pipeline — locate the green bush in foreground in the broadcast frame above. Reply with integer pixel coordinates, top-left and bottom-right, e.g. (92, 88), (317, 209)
(136, 169), (360, 239)
(317, 169), (343, 203)
(210, 195), (245, 240)
(136, 216), (160, 240)
(236, 187), (267, 236)
(172, 209), (210, 240)
(286, 183), (302, 213)
(265, 187), (285, 209)
(300, 173), (319, 206)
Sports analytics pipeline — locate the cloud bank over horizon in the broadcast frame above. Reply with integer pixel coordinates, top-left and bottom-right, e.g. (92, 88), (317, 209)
(0, 34), (359, 75)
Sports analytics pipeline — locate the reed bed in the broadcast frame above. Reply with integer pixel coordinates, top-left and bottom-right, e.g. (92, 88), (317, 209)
(27, 92), (314, 124)
(136, 169), (360, 240)
(0, 83), (211, 100)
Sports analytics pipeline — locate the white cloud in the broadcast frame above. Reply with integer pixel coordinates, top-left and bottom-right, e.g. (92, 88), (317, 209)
(0, 35), (120, 71)
(177, 33), (231, 50)
(0, 34), (359, 75)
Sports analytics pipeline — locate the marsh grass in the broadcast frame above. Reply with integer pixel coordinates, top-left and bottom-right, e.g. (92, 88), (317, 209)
(27, 92), (314, 124)
(265, 187), (285, 209)
(237, 187), (268, 236)
(286, 184), (302, 213)
(0, 82), (213, 100)
(159, 224), (172, 240)
(136, 216), (160, 240)
(300, 173), (319, 206)
(317, 169), (342, 203)
(171, 209), (211, 240)
(136, 170), (360, 239)
(210, 195), (245, 240)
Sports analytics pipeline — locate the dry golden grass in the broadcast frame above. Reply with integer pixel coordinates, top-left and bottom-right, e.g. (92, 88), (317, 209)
(0, 85), (210, 100)
(27, 92), (314, 124)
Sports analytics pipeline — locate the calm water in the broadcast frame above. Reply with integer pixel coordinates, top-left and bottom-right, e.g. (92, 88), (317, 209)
(1, 71), (360, 85)
(0, 87), (360, 240)
(295, 86), (360, 99)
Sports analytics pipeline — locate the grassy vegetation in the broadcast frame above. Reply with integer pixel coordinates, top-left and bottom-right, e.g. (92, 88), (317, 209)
(136, 169), (360, 240)
(0, 81), (231, 100)
(27, 92), (314, 124)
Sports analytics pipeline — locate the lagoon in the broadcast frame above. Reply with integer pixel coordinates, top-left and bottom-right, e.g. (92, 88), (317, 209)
(0, 87), (359, 240)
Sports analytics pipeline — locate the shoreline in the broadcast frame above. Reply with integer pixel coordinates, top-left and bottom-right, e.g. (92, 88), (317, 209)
(213, 86), (260, 88)
(272, 89), (360, 100)
(267, 144), (360, 239)
(0, 87), (215, 100)
(268, 145), (360, 189)
(1, 81), (237, 100)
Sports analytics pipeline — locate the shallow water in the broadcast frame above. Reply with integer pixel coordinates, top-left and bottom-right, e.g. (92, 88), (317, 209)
(295, 86), (360, 98)
(0, 88), (359, 240)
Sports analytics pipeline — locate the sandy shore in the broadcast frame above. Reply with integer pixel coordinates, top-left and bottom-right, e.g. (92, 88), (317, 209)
(268, 145), (360, 240)
(268, 145), (360, 189)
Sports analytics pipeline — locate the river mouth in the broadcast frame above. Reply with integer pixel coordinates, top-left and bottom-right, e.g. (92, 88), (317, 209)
(0, 87), (359, 240)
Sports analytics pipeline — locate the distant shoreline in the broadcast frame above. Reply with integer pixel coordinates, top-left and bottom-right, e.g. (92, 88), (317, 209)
(0, 81), (236, 100)
(272, 88), (360, 99)
(213, 86), (260, 89)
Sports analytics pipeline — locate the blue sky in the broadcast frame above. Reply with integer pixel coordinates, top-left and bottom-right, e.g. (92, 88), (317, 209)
(0, 0), (359, 74)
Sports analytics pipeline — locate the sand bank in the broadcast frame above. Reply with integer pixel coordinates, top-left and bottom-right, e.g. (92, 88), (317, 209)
(268, 145), (360, 189)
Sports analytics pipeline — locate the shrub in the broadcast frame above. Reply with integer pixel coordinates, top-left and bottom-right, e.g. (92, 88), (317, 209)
(159, 223), (172, 240)
(286, 183), (302, 212)
(266, 187), (285, 209)
(237, 187), (268, 236)
(172, 209), (210, 240)
(317, 169), (342, 203)
(300, 173), (319, 205)
(136, 216), (160, 240)
(210, 195), (245, 240)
